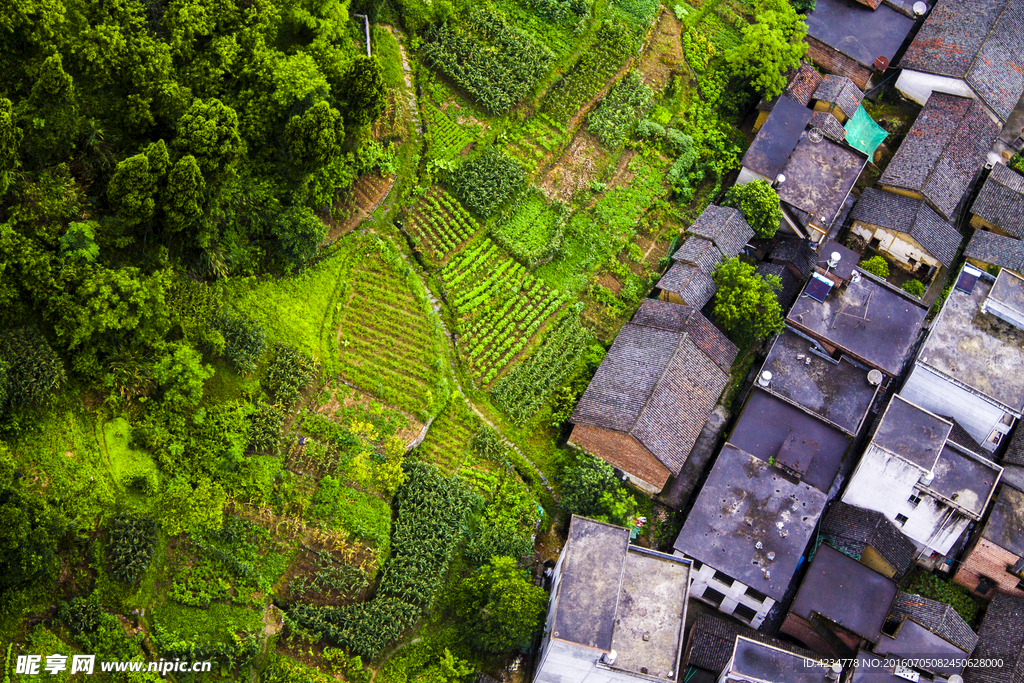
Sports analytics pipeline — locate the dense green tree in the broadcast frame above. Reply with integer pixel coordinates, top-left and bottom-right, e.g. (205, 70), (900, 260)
(275, 205), (327, 266)
(725, 3), (807, 99)
(20, 53), (81, 166)
(0, 98), (22, 197)
(860, 255), (889, 279)
(338, 56), (387, 128)
(285, 100), (345, 176)
(60, 220), (100, 262)
(151, 341), (213, 412)
(712, 256), (784, 342)
(165, 154), (206, 234)
(176, 98), (243, 179)
(107, 140), (169, 226)
(156, 477), (226, 536)
(722, 179), (783, 238)
(454, 556), (547, 654)
(559, 452), (636, 526)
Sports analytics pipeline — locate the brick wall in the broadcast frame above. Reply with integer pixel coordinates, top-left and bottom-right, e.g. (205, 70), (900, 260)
(954, 537), (1024, 599)
(781, 614), (840, 656)
(806, 37), (873, 90)
(568, 425), (671, 493)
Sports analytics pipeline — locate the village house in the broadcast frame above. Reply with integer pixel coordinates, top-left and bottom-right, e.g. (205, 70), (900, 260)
(970, 162), (1024, 238)
(820, 502), (917, 582)
(803, 0), (917, 90)
(716, 637), (834, 683)
(849, 188), (962, 284)
(786, 264), (928, 378)
(534, 516), (689, 683)
(654, 204), (754, 308)
(873, 591), (979, 676)
(896, 0), (1024, 127)
(782, 544), (899, 657)
(569, 298), (737, 494)
(672, 443), (827, 629)
(841, 395), (1003, 570)
(757, 237), (818, 311)
(680, 613), (817, 683)
(965, 229), (1024, 274)
(954, 485), (1024, 600)
(878, 92), (1000, 221)
(963, 593), (1024, 683)
(901, 266), (1024, 450)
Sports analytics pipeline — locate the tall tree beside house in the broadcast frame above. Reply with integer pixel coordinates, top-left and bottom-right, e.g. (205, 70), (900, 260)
(725, 0), (807, 99)
(722, 179), (783, 238)
(453, 556), (548, 654)
(713, 256), (784, 342)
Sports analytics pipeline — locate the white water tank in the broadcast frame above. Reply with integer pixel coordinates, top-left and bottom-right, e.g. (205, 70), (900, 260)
(758, 371), (772, 387)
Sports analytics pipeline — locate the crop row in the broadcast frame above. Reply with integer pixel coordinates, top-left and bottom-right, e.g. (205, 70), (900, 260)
(491, 190), (568, 265)
(506, 113), (568, 174)
(408, 189), (481, 261)
(424, 104), (474, 161)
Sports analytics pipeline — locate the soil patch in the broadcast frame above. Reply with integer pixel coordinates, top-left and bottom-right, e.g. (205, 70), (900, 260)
(638, 9), (684, 91)
(322, 173), (395, 242)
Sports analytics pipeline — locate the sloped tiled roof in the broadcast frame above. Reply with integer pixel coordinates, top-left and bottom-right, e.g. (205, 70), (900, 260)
(879, 92), (1000, 220)
(964, 230), (1024, 272)
(570, 302), (732, 476)
(901, 0), (1024, 123)
(770, 237), (818, 278)
(1005, 421), (1024, 466)
(888, 592), (980, 654)
(964, 593), (1024, 683)
(684, 613), (816, 674)
(973, 163), (1024, 239)
(820, 501), (916, 580)
(756, 262), (802, 311)
(946, 417), (986, 454)
(850, 189), (962, 267)
(851, 0), (880, 8)
(809, 111), (847, 143)
(657, 262), (718, 309)
(672, 236), (723, 272)
(788, 63), (824, 106)
(688, 204), (754, 258)
(813, 75), (864, 118)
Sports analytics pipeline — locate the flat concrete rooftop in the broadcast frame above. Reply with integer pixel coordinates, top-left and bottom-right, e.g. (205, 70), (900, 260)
(761, 328), (878, 435)
(805, 0), (916, 67)
(918, 273), (1024, 412)
(872, 394), (951, 471)
(930, 445), (1000, 517)
(777, 136), (867, 230)
(788, 272), (928, 376)
(730, 637), (827, 683)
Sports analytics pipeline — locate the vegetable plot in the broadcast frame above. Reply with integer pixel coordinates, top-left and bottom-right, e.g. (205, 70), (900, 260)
(406, 187), (482, 262)
(491, 188), (568, 267)
(542, 22), (636, 124)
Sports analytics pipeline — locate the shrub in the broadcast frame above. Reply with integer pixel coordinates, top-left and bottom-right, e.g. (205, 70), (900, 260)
(790, 0), (815, 12)
(264, 344), (314, 407)
(586, 71), (653, 149)
(635, 119), (665, 139)
(559, 453), (636, 526)
(1011, 152), (1024, 175)
(120, 466), (158, 495)
(247, 402), (283, 454)
(0, 327), (66, 410)
(860, 255), (890, 279)
(902, 279), (925, 298)
(447, 147), (525, 218)
(212, 313), (267, 375)
(665, 128), (694, 157)
(107, 513), (158, 584)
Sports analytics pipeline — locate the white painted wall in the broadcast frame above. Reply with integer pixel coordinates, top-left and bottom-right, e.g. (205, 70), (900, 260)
(895, 70), (1001, 125)
(901, 363), (1014, 450)
(850, 222), (941, 270)
(841, 445), (970, 556)
(535, 640), (650, 683)
(737, 166), (771, 186)
(684, 560), (774, 629)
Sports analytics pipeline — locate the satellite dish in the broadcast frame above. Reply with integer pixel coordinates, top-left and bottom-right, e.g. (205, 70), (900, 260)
(808, 128), (824, 143)
(913, 1), (927, 15)
(867, 369), (883, 386)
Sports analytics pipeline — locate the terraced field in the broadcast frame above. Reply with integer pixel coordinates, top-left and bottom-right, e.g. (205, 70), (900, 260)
(406, 187), (483, 263)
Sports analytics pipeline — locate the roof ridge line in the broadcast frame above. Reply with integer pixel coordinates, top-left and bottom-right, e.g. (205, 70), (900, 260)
(629, 330), (690, 439)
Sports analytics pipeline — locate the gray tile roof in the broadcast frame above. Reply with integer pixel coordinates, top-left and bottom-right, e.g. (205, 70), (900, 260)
(820, 502), (916, 581)
(964, 593), (1024, 683)
(888, 592), (980, 654)
(809, 111), (847, 143)
(757, 262), (801, 310)
(850, 189), (962, 267)
(756, 63), (823, 113)
(813, 75), (863, 118)
(1005, 421), (1024, 466)
(770, 237), (818, 278)
(688, 204), (754, 258)
(570, 301), (732, 476)
(657, 262), (718, 309)
(672, 236), (723, 272)
(973, 163), (1024, 239)
(879, 92), (1000, 220)
(684, 613), (816, 674)
(900, 0), (1024, 123)
(964, 230), (1024, 272)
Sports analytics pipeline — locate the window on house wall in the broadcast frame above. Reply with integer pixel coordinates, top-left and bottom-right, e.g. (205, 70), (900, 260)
(734, 603), (759, 623)
(895, 513), (909, 526)
(745, 586), (768, 603)
(976, 577), (996, 595)
(702, 587), (726, 606)
(1017, 579), (1024, 592)
(908, 493), (922, 507)
(713, 570), (735, 587)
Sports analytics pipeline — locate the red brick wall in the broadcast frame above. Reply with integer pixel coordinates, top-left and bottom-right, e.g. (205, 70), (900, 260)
(568, 425), (671, 492)
(954, 538), (1024, 599)
(806, 37), (873, 90)
(782, 614), (841, 656)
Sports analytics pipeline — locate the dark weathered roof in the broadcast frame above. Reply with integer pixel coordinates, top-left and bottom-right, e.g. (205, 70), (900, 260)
(901, 0), (1024, 122)
(673, 444), (827, 601)
(873, 617), (973, 676)
(688, 204), (754, 258)
(981, 485), (1024, 557)
(805, 0), (916, 68)
(788, 63), (824, 106)
(684, 613), (815, 674)
(757, 262), (802, 310)
(813, 75), (863, 118)
(973, 163), (1024, 239)
(742, 96), (814, 180)
(777, 136), (867, 231)
(820, 502), (916, 579)
(808, 111), (847, 143)
(872, 394), (951, 470)
(964, 593), (1024, 683)
(728, 638), (829, 683)
(672, 236), (723, 272)
(657, 262), (717, 309)
(571, 303), (732, 475)
(850, 188), (962, 267)
(880, 92), (1000, 220)
(887, 591), (980, 654)
(789, 544), (899, 642)
(965, 230), (1024, 272)
(770, 237), (818, 278)
(946, 417), (986, 455)
(1006, 422), (1024, 466)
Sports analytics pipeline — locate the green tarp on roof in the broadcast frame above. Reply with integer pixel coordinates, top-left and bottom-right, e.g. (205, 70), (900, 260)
(845, 105), (888, 158)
